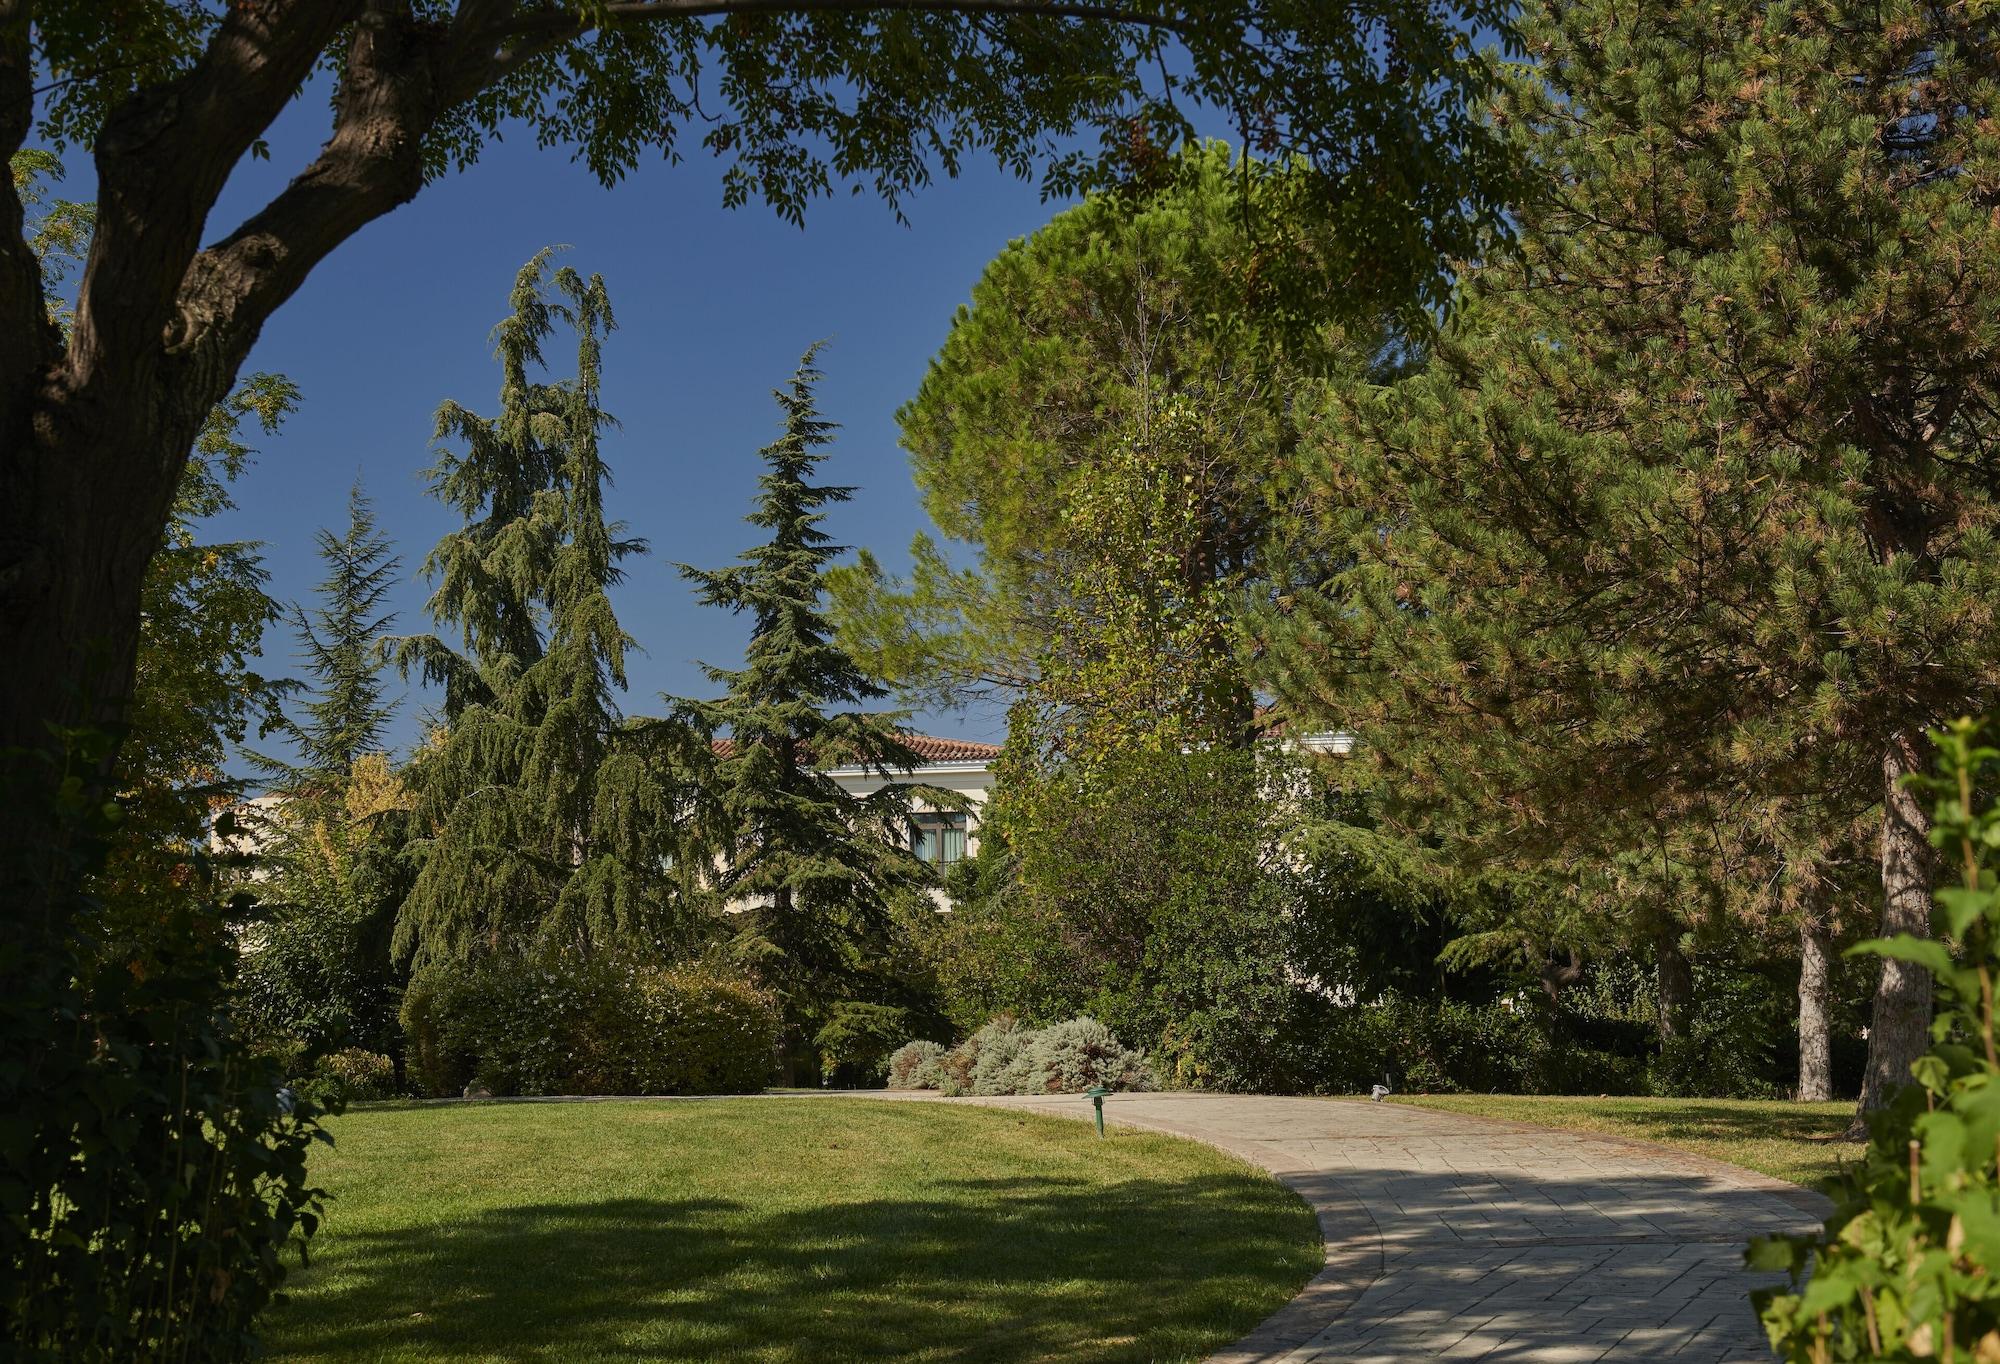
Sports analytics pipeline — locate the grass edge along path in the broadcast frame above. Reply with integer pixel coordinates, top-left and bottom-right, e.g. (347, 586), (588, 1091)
(262, 1096), (1322, 1364)
(1387, 1094), (1863, 1190)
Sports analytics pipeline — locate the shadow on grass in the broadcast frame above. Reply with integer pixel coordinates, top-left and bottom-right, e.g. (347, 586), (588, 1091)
(1564, 1100), (1855, 1146)
(263, 1174), (1306, 1364)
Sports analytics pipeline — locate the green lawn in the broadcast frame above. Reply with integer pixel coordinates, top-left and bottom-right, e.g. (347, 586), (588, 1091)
(262, 1098), (1321, 1364)
(1388, 1094), (1863, 1189)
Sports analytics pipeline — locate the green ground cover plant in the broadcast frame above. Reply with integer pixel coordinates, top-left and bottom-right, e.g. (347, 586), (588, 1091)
(1753, 721), (2000, 1358)
(260, 1098), (1320, 1364)
(1389, 1095), (1862, 1190)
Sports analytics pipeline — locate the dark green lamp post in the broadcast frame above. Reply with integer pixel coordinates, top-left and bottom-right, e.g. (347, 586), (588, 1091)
(1085, 1085), (1109, 1137)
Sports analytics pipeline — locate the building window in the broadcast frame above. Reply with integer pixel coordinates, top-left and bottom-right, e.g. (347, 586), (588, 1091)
(909, 812), (969, 865)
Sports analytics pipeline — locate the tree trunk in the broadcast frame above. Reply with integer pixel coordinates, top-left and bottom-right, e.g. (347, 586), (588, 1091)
(0, 412), (188, 932)
(1856, 730), (1935, 1116)
(1797, 921), (1834, 1102)
(1656, 928), (1693, 1044)
(0, 1), (438, 939)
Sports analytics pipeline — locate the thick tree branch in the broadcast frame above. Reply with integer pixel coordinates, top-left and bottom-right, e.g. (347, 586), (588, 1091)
(175, 6), (453, 396)
(66, 0), (364, 422)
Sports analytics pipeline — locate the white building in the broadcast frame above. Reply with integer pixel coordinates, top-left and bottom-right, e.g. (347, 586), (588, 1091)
(824, 735), (1000, 870)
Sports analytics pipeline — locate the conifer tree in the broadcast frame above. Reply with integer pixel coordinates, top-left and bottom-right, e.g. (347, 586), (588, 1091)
(393, 250), (687, 969)
(833, 147), (1398, 739)
(675, 347), (939, 1028)
(277, 479), (400, 794)
(1266, 0), (2000, 1114)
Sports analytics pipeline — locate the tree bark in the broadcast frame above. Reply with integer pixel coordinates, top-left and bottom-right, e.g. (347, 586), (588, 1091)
(1797, 920), (1834, 1102)
(0, 1), (437, 931)
(1856, 730), (1935, 1115)
(1656, 928), (1692, 1044)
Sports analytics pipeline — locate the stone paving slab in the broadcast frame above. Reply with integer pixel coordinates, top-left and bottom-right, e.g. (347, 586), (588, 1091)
(892, 1093), (1828, 1364)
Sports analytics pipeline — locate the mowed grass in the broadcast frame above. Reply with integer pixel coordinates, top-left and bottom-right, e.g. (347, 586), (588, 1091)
(1389, 1094), (1864, 1189)
(262, 1098), (1322, 1364)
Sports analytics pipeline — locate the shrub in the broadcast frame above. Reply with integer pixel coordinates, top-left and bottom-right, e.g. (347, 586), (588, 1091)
(1755, 721), (2000, 1357)
(891, 1017), (1150, 1096)
(966, 1017), (1031, 1095)
(313, 1048), (397, 1101)
(400, 951), (780, 1097)
(814, 1002), (912, 1087)
(885, 1040), (945, 1088)
(1643, 965), (1787, 1100)
(3, 749), (329, 1361)
(911, 1053), (953, 1091)
(624, 964), (784, 1095)
(1017, 1016), (1151, 1094)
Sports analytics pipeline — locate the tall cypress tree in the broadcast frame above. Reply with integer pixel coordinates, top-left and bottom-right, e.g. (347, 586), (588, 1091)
(279, 478), (400, 792)
(1266, 0), (2000, 1114)
(675, 346), (939, 1027)
(393, 250), (686, 969)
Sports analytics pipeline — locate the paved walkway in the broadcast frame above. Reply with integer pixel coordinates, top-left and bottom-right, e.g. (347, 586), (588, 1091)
(910, 1093), (1828, 1363)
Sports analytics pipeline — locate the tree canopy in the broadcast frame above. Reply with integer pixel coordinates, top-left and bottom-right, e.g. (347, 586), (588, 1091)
(1262, 0), (2000, 1115)
(265, 479), (401, 796)
(835, 145), (1398, 742)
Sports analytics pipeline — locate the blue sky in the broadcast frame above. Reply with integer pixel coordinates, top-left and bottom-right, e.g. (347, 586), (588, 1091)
(168, 89), (1078, 758)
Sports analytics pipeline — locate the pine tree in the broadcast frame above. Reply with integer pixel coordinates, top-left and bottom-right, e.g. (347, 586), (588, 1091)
(392, 250), (688, 969)
(833, 146), (1397, 739)
(675, 346), (939, 1028)
(246, 479), (408, 1070)
(1265, 0), (2000, 1115)
(279, 479), (400, 793)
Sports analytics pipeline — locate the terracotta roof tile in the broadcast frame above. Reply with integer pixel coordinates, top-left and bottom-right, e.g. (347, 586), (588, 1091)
(900, 735), (1003, 763)
(708, 733), (999, 766)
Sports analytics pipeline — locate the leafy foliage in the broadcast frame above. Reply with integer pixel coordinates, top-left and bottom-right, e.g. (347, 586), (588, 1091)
(0, 734), (330, 1362)
(402, 950), (781, 1098)
(1262, 0), (2000, 1109)
(22, 3), (1519, 327)
(813, 1002), (913, 1087)
(1754, 721), (2000, 1358)
(393, 250), (693, 968)
(106, 376), (298, 903)
(892, 1016), (1151, 1096)
(237, 480), (411, 1085)
(7, 150), (93, 326)
(931, 746), (1310, 1089)
(312, 1048), (398, 1103)
(885, 1039), (948, 1089)
(235, 756), (413, 1075)
(838, 145), (1396, 729)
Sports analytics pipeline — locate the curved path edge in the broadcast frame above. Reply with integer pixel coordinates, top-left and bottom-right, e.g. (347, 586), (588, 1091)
(869, 1091), (1831, 1363)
